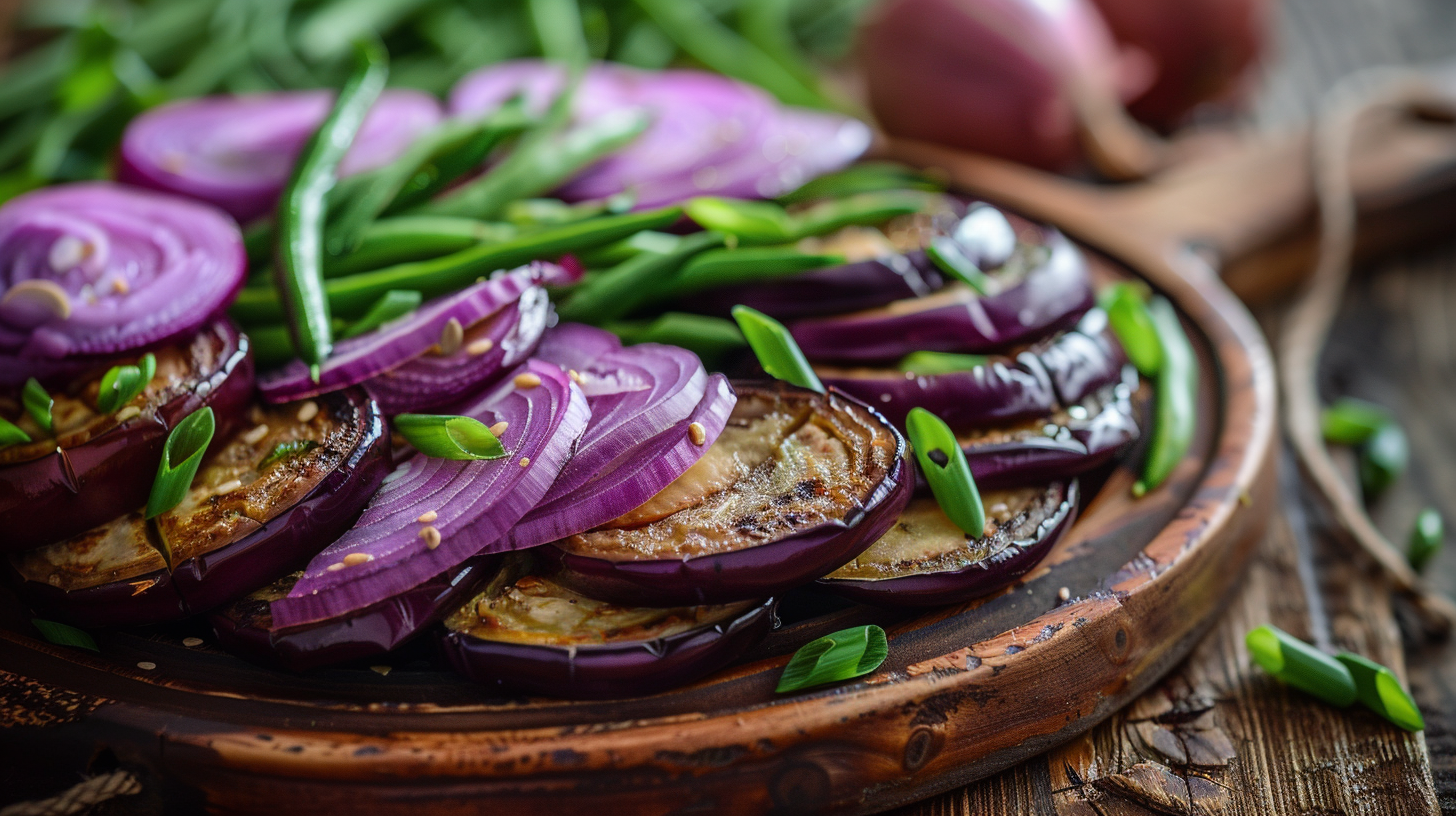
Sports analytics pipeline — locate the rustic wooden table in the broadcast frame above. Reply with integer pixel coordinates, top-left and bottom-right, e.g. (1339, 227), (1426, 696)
(895, 0), (1456, 813)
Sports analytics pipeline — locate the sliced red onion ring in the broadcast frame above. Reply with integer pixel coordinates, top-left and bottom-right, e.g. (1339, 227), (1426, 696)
(270, 359), (588, 628)
(0, 183), (245, 370)
(117, 90), (443, 223)
(258, 262), (561, 403)
(789, 230), (1093, 362)
(363, 286), (550, 415)
(531, 321), (624, 374)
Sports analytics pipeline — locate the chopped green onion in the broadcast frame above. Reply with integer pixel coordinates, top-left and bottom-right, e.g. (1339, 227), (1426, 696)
(1098, 282), (1162, 377)
(259, 439), (319, 469)
(338, 289), (423, 340)
(731, 305), (824, 393)
(775, 624), (888, 693)
(146, 407), (215, 519)
(96, 353), (156, 414)
(1336, 652), (1424, 731)
(925, 236), (992, 294)
(394, 414), (507, 460)
(0, 415), (31, 448)
(684, 197), (795, 243)
(22, 377), (52, 434)
(897, 351), (990, 375)
(1245, 625), (1356, 707)
(1409, 508), (1444, 574)
(31, 618), (99, 652)
(1321, 398), (1391, 446)
(906, 407), (985, 537)
(1359, 422), (1408, 497)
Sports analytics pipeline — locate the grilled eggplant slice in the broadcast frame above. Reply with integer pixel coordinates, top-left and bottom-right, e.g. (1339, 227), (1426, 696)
(822, 481), (1078, 606)
(0, 320), (252, 552)
(547, 382), (910, 606)
(10, 388), (388, 627)
(440, 555), (775, 699)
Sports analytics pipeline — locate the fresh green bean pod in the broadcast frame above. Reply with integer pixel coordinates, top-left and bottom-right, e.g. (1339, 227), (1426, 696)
(1321, 397), (1391, 446)
(791, 190), (933, 237)
(1246, 625), (1357, 707)
(1359, 422), (1408, 497)
(1409, 508), (1444, 574)
(665, 246), (844, 298)
(558, 231), (725, 324)
(324, 217), (517, 278)
(606, 312), (746, 370)
(1099, 282), (1162, 377)
(273, 38), (388, 371)
(778, 161), (944, 204)
(574, 230), (682, 268)
(382, 99), (533, 214)
(1133, 295), (1198, 497)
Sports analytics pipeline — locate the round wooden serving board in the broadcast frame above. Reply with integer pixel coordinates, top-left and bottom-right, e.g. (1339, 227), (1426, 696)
(0, 144), (1289, 815)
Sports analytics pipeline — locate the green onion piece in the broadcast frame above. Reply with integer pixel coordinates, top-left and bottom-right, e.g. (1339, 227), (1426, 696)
(1098, 282), (1162, 377)
(731, 305), (824, 394)
(559, 231), (724, 324)
(790, 190), (932, 238)
(1409, 507), (1444, 574)
(1321, 398), (1391, 446)
(1133, 296), (1198, 497)
(777, 162), (945, 204)
(775, 624), (889, 693)
(684, 197), (795, 243)
(925, 236), (992, 294)
(22, 377), (53, 434)
(1335, 652), (1424, 731)
(259, 439), (319, 470)
(1245, 625), (1357, 707)
(897, 351), (990, 375)
(31, 618), (99, 652)
(339, 289), (423, 340)
(146, 407), (215, 519)
(906, 407), (985, 537)
(0, 415), (32, 448)
(668, 246), (843, 298)
(394, 414), (507, 460)
(607, 312), (746, 370)
(96, 353), (156, 414)
(1359, 421), (1408, 497)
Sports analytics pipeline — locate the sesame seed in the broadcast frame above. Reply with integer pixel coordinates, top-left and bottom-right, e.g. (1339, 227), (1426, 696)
(116, 405), (141, 422)
(215, 479), (243, 495)
(137, 661), (156, 671)
(1057, 586), (1070, 602)
(241, 424), (270, 445)
(514, 372), (542, 389)
(343, 552), (372, 566)
(419, 526), (441, 550)
(519, 457), (530, 467)
(688, 422), (707, 446)
(326, 562), (346, 572)
(370, 665), (392, 676)
(488, 421), (508, 436)
(568, 369), (585, 384)
(111, 277), (130, 295)
(439, 318), (464, 356)
(417, 510), (438, 523)
(467, 338), (494, 356)
(182, 637), (204, 648)
(296, 401), (319, 422)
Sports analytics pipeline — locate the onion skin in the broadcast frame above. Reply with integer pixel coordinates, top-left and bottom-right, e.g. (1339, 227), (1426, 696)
(790, 230), (1094, 363)
(11, 388), (390, 628)
(439, 596), (776, 699)
(821, 481), (1078, 607)
(210, 557), (497, 672)
(117, 90), (443, 223)
(545, 383), (912, 607)
(0, 321), (253, 554)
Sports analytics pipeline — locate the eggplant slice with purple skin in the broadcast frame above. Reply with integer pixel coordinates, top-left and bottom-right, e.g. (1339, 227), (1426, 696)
(440, 554), (776, 699)
(821, 481), (1078, 606)
(0, 320), (253, 553)
(211, 557), (497, 672)
(9, 388), (390, 628)
(546, 381), (910, 606)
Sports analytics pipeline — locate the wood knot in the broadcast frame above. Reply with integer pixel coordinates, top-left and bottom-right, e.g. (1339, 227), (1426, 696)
(771, 761), (832, 809)
(902, 727), (943, 772)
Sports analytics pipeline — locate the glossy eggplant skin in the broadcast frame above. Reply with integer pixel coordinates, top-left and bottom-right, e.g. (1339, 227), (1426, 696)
(821, 481), (1079, 607)
(211, 557), (497, 672)
(440, 593), (776, 700)
(10, 388), (390, 628)
(546, 382), (912, 607)
(0, 321), (253, 553)
(819, 350), (1056, 430)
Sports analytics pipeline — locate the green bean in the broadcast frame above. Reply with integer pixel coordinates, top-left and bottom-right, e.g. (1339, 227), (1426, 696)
(1321, 397), (1390, 446)
(791, 190), (932, 237)
(667, 246), (843, 300)
(243, 219), (275, 265)
(738, 0), (832, 104)
(234, 207), (683, 321)
(684, 197), (795, 243)
(339, 289), (423, 339)
(1133, 296), (1198, 497)
(1360, 422), (1408, 497)
(574, 230), (683, 268)
(612, 17), (678, 69)
(274, 39), (388, 373)
(559, 231), (724, 323)
(1099, 282), (1162, 377)
(295, 0), (436, 62)
(1409, 508), (1444, 574)
(778, 161), (944, 204)
(606, 312), (746, 369)
(325, 217), (517, 278)
(0, 110), (48, 172)
(503, 192), (634, 228)
(383, 99), (534, 214)
(528, 0), (591, 69)
(0, 40), (71, 121)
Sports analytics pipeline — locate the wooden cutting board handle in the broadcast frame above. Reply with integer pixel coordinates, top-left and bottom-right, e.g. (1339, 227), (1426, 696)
(886, 99), (1456, 304)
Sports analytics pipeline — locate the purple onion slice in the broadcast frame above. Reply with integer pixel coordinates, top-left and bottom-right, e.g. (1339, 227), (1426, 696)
(259, 262), (560, 403)
(9, 388), (390, 627)
(545, 381), (910, 606)
(532, 321), (624, 373)
(0, 183), (246, 371)
(363, 286), (550, 415)
(0, 321), (253, 553)
(117, 90), (443, 223)
(789, 229), (1094, 363)
(821, 481), (1078, 607)
(440, 554), (776, 699)
(270, 359), (589, 629)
